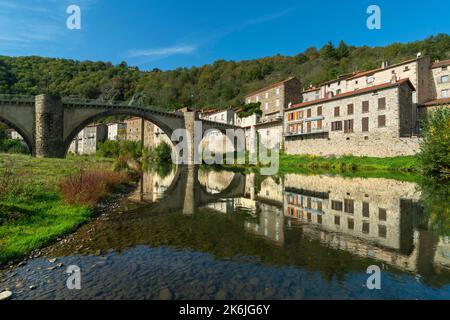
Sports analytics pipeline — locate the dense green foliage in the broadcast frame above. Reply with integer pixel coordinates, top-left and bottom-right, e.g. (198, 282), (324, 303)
(97, 140), (142, 159)
(0, 34), (448, 109)
(237, 102), (262, 118)
(147, 141), (172, 163)
(418, 108), (450, 180)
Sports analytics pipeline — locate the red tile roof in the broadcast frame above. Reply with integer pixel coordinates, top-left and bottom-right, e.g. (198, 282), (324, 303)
(421, 98), (450, 106)
(245, 77), (299, 98)
(432, 60), (450, 69)
(288, 79), (415, 111)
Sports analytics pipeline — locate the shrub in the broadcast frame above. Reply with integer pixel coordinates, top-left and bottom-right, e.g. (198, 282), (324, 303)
(97, 140), (142, 159)
(58, 169), (130, 207)
(418, 108), (450, 180)
(149, 141), (172, 163)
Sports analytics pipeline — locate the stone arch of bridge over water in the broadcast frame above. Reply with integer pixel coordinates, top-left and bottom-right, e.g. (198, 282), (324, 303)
(62, 109), (183, 157)
(0, 115), (34, 155)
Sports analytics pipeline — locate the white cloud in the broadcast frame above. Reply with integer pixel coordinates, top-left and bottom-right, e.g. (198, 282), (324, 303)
(128, 45), (197, 58)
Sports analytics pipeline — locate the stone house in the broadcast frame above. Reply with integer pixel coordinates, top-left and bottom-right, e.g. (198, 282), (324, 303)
(124, 117), (172, 150)
(419, 59), (450, 118)
(284, 79), (420, 157)
(69, 124), (107, 155)
(245, 77), (302, 150)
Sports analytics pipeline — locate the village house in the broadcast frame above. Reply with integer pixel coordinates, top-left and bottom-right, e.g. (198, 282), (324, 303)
(107, 122), (127, 141)
(245, 77), (302, 150)
(284, 79), (420, 157)
(69, 124), (108, 155)
(123, 117), (173, 150)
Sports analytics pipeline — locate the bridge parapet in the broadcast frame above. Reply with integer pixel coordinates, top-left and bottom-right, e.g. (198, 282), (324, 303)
(0, 94), (35, 104)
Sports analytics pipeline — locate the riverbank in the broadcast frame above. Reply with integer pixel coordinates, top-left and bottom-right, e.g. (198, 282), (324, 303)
(0, 154), (135, 265)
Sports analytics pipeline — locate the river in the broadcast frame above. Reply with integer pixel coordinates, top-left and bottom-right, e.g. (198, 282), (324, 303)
(0, 166), (449, 299)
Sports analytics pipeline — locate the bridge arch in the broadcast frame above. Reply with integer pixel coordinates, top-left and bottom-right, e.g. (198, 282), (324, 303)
(62, 107), (184, 156)
(0, 115), (33, 155)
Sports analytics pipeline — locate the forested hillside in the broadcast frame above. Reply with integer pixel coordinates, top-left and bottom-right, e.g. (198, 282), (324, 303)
(0, 34), (449, 110)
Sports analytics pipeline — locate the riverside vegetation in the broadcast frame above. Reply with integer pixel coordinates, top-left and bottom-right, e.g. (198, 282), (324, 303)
(0, 155), (135, 265)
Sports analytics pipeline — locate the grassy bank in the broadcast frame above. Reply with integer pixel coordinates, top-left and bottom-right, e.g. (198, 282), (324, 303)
(0, 154), (132, 265)
(277, 154), (419, 179)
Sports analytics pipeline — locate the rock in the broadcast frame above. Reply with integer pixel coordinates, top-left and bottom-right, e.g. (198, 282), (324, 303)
(17, 261), (26, 267)
(159, 288), (173, 300)
(0, 291), (12, 300)
(48, 258), (57, 263)
(29, 285), (36, 290)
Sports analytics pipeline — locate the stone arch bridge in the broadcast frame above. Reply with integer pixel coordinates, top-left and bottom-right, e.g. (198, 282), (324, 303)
(0, 94), (238, 163)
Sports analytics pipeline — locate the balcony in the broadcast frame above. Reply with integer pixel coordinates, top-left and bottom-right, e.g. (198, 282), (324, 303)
(284, 126), (329, 137)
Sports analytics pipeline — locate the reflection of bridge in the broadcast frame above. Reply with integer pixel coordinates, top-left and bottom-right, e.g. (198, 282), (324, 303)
(0, 94), (237, 161)
(133, 166), (247, 215)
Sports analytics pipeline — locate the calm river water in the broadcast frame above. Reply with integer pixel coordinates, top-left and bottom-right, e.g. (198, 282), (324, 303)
(0, 166), (449, 300)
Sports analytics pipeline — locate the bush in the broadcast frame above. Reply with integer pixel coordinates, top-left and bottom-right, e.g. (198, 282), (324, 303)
(0, 139), (28, 154)
(418, 108), (450, 180)
(58, 169), (130, 207)
(148, 141), (172, 163)
(97, 140), (142, 159)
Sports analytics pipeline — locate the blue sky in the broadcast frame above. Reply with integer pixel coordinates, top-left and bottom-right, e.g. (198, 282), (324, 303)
(0, 0), (448, 70)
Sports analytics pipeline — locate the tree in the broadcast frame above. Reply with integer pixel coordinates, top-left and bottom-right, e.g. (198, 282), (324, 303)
(320, 41), (337, 60)
(337, 40), (350, 59)
(418, 108), (450, 179)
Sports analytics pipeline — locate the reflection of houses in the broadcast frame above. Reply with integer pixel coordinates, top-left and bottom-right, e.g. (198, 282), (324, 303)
(282, 174), (448, 273)
(129, 169), (176, 203)
(69, 124), (107, 155)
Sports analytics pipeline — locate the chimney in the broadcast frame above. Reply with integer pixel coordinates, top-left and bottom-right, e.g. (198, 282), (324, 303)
(390, 74), (398, 84)
(381, 61), (389, 69)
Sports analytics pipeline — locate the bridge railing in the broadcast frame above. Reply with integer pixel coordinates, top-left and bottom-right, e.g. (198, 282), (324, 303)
(0, 94), (35, 103)
(61, 97), (175, 113)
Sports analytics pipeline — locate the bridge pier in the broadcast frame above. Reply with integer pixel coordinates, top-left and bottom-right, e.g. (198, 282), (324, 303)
(182, 165), (198, 215)
(183, 111), (199, 166)
(35, 95), (65, 158)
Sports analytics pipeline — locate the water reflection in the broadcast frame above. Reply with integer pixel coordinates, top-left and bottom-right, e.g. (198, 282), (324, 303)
(1, 166), (449, 299)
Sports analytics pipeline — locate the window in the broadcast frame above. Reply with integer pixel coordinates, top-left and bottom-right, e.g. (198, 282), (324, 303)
(362, 117), (369, 132)
(317, 120), (323, 129)
(247, 98), (251, 104)
(362, 101), (369, 113)
(442, 89), (449, 98)
(443, 66), (448, 71)
(335, 216), (340, 225)
(378, 97), (386, 110)
(378, 225), (387, 238)
(265, 102), (269, 110)
(276, 99), (280, 107)
(344, 119), (354, 133)
(344, 199), (354, 213)
(362, 222), (370, 234)
(441, 75), (449, 83)
(307, 122), (312, 133)
(307, 109), (312, 118)
(404, 66), (410, 72)
(331, 121), (343, 131)
(317, 202), (323, 211)
(362, 202), (370, 217)
(317, 215), (322, 224)
(317, 106), (323, 116)
(265, 92), (269, 99)
(307, 197), (312, 208)
(256, 96), (259, 102)
(348, 219), (354, 230)
(378, 115), (386, 127)
(334, 106), (340, 117)
(331, 200), (343, 211)
(347, 104), (354, 115)
(379, 208), (387, 221)
(367, 76), (375, 84)
(276, 88), (280, 95)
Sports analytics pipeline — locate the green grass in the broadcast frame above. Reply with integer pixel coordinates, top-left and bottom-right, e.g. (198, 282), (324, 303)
(0, 154), (117, 265)
(277, 154), (419, 180)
